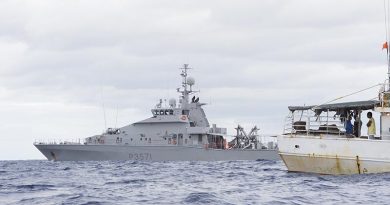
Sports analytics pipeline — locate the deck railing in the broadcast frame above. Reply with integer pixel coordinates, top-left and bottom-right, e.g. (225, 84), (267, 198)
(284, 110), (345, 136)
(34, 139), (83, 145)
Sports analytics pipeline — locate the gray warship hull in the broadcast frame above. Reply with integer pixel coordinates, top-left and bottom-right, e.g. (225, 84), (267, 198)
(35, 144), (279, 161)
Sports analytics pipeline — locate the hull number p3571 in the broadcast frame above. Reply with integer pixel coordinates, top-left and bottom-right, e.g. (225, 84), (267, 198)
(129, 153), (152, 160)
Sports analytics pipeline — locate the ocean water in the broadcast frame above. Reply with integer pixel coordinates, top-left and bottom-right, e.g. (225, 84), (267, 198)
(1, 160), (390, 205)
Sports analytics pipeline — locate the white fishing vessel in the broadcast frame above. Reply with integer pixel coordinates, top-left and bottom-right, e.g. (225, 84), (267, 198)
(278, 73), (390, 175)
(277, 4), (390, 174)
(34, 64), (279, 161)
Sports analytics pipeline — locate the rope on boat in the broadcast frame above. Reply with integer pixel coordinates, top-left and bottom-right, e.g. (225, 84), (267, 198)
(312, 83), (381, 110)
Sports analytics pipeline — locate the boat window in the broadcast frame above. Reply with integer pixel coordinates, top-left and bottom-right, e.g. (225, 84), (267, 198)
(165, 110), (169, 115)
(173, 134), (177, 139)
(178, 134), (183, 139)
(169, 110), (174, 115)
(190, 122), (195, 127)
(160, 110), (164, 115)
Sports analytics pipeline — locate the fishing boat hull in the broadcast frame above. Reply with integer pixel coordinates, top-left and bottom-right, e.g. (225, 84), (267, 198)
(277, 135), (390, 175)
(34, 144), (280, 161)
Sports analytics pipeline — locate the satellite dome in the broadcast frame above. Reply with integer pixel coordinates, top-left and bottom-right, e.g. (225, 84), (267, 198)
(187, 77), (195, 86)
(169, 98), (176, 108)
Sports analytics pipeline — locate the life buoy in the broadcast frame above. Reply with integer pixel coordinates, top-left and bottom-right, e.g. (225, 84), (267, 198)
(181, 115), (187, 120)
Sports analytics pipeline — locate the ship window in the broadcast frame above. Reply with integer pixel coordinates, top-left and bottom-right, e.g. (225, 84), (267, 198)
(179, 134), (183, 139)
(169, 110), (174, 115)
(160, 110), (164, 115)
(190, 122), (195, 127)
(165, 110), (169, 115)
(173, 134), (177, 139)
(182, 110), (189, 115)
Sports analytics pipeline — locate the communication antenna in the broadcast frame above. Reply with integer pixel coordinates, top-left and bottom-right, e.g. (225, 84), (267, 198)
(115, 105), (119, 129)
(100, 87), (107, 130)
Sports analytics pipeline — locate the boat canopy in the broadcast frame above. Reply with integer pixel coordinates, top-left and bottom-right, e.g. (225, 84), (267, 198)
(288, 100), (380, 112)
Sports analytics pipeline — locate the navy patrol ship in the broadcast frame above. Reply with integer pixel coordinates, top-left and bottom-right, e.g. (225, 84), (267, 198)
(34, 64), (278, 161)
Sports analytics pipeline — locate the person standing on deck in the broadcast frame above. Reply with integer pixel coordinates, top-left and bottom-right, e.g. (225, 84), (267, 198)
(345, 115), (353, 137)
(366, 112), (377, 139)
(353, 114), (362, 137)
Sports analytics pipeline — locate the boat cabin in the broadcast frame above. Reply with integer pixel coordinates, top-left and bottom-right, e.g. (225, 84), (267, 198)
(284, 100), (382, 138)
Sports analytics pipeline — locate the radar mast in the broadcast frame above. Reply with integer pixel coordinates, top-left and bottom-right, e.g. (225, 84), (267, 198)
(178, 64), (195, 108)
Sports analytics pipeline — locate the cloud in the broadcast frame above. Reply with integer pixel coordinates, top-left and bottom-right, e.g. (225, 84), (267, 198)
(0, 0), (388, 159)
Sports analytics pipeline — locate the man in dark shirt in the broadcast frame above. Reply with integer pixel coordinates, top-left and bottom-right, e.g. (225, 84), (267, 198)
(345, 115), (353, 137)
(353, 114), (362, 137)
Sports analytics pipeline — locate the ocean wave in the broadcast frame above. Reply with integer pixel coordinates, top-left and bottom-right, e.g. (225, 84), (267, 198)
(1, 160), (390, 204)
(16, 184), (55, 191)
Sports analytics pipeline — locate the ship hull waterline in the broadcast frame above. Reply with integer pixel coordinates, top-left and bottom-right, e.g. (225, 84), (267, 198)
(278, 135), (390, 175)
(35, 144), (280, 161)
(279, 153), (390, 175)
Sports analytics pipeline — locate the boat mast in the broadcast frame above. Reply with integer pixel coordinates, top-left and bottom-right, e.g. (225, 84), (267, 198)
(384, 0), (390, 88)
